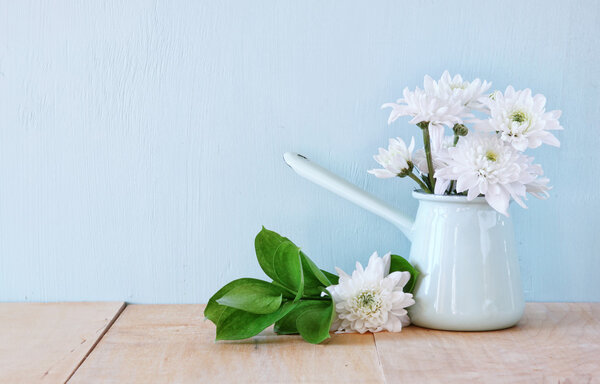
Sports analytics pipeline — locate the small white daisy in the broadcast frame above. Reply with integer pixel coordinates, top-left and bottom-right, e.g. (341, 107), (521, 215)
(434, 133), (550, 215)
(368, 137), (415, 178)
(475, 86), (563, 151)
(424, 70), (492, 111)
(382, 86), (470, 151)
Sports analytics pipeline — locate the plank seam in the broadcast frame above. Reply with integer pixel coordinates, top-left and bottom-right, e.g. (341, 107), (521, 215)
(372, 333), (387, 384)
(64, 302), (127, 383)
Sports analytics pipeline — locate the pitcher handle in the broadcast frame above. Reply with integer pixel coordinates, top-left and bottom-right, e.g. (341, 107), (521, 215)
(283, 152), (414, 241)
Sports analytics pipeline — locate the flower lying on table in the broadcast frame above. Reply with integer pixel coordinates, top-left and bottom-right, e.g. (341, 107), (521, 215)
(328, 252), (415, 334)
(204, 228), (419, 344)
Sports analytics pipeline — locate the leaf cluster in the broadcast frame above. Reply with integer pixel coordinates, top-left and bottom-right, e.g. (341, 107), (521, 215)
(205, 227), (337, 344)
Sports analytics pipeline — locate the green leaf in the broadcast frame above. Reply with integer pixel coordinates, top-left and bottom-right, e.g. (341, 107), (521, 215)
(215, 279), (283, 315)
(389, 254), (420, 294)
(210, 227), (340, 343)
(205, 278), (270, 324)
(254, 227), (289, 281)
(216, 301), (297, 341)
(274, 299), (332, 335)
(273, 241), (304, 300)
(320, 269), (339, 285)
(301, 252), (332, 287)
(296, 300), (335, 344)
(255, 227), (330, 298)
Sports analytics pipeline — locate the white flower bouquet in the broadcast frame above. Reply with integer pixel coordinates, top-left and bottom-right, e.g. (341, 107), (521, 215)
(371, 71), (562, 215)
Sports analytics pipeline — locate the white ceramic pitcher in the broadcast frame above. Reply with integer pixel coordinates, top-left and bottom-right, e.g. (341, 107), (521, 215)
(284, 152), (524, 331)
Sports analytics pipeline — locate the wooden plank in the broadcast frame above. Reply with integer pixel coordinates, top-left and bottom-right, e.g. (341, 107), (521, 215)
(0, 302), (125, 384)
(374, 303), (600, 383)
(69, 304), (385, 383)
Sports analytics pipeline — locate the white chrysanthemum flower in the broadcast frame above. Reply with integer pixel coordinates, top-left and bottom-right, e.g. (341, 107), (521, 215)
(424, 71), (492, 111)
(368, 137), (415, 178)
(327, 252), (415, 334)
(475, 86), (563, 151)
(434, 134), (550, 215)
(412, 136), (454, 176)
(382, 86), (470, 151)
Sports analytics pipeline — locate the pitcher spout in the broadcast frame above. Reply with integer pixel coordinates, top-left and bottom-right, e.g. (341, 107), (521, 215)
(283, 152), (415, 241)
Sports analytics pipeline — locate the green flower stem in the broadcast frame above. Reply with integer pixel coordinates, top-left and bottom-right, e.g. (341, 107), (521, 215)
(297, 296), (331, 302)
(448, 180), (456, 194)
(420, 123), (436, 192)
(272, 281), (331, 301)
(449, 135), (459, 194)
(408, 172), (431, 194)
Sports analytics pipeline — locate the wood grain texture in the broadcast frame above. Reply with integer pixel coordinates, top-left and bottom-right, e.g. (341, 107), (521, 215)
(375, 303), (600, 383)
(0, 302), (125, 384)
(68, 303), (600, 383)
(69, 304), (385, 384)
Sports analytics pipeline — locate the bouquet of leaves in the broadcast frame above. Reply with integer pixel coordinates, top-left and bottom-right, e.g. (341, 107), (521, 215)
(205, 228), (419, 344)
(370, 71), (562, 215)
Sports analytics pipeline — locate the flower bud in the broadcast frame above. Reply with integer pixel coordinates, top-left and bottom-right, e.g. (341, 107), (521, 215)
(453, 123), (469, 137)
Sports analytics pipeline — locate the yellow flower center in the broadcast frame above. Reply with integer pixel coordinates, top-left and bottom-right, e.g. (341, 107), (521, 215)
(352, 289), (383, 317)
(359, 291), (376, 306)
(486, 150), (498, 162)
(510, 110), (528, 123)
(450, 83), (467, 90)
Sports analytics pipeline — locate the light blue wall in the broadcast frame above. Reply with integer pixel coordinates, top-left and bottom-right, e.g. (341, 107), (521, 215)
(1, 0), (598, 303)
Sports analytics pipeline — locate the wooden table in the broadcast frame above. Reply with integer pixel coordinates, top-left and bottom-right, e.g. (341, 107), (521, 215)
(1, 303), (598, 383)
(0, 302), (124, 383)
